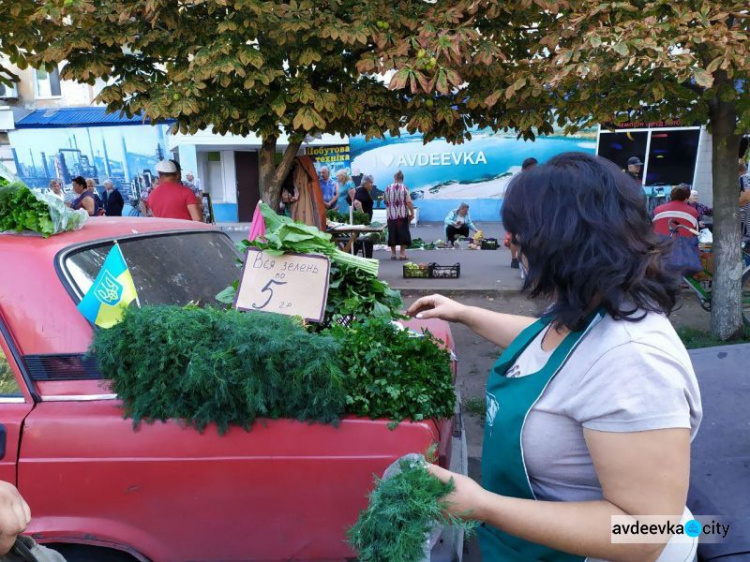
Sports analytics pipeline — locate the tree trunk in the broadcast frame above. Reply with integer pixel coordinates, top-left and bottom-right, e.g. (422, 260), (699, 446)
(258, 135), (303, 211)
(709, 91), (743, 340)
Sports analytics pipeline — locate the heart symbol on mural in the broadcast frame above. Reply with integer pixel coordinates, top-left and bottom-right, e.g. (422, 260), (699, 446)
(380, 154), (395, 167)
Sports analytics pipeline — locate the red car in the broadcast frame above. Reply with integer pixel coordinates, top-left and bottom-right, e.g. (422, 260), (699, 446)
(0, 219), (466, 562)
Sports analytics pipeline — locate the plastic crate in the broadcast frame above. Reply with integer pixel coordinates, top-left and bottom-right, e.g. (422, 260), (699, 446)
(403, 264), (432, 278)
(481, 238), (499, 250)
(429, 263), (461, 279)
(403, 263), (461, 279)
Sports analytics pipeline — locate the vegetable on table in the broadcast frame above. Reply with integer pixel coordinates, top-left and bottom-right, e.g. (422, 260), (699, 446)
(327, 208), (371, 226)
(348, 455), (477, 562)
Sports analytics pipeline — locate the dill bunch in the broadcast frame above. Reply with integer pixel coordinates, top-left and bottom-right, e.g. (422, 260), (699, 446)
(348, 456), (478, 562)
(92, 306), (346, 433)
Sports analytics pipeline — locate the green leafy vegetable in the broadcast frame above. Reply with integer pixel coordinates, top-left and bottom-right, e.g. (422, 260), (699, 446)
(92, 306), (347, 434)
(324, 262), (404, 327)
(327, 208), (372, 226)
(250, 202), (379, 276)
(0, 183), (56, 236)
(348, 456), (478, 562)
(328, 317), (455, 423)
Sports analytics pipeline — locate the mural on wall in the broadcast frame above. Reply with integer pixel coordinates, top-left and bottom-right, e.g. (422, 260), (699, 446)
(8, 124), (171, 204)
(349, 127), (597, 221)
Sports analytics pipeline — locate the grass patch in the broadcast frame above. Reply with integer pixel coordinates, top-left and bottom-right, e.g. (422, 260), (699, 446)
(462, 396), (485, 418)
(676, 326), (750, 349)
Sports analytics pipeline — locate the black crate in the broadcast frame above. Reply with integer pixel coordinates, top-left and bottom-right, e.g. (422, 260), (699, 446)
(481, 238), (499, 250)
(429, 263), (461, 279)
(403, 264), (432, 278)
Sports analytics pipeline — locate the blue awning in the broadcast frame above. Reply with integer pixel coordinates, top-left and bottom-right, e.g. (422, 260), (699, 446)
(15, 107), (173, 129)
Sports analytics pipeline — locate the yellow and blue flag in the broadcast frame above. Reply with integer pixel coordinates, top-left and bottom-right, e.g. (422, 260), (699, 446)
(77, 243), (139, 328)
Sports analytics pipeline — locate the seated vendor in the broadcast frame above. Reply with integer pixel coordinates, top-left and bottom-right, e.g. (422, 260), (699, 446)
(444, 203), (478, 246)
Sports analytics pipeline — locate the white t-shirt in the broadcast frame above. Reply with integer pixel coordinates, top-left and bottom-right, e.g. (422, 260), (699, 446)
(500, 311), (702, 562)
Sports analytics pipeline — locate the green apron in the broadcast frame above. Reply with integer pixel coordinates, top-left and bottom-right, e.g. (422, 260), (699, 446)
(479, 312), (604, 562)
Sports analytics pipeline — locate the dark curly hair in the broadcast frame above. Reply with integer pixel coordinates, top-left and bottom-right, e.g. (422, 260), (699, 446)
(502, 152), (678, 331)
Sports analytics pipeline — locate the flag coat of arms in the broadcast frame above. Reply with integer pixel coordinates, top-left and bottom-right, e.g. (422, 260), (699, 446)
(77, 244), (139, 328)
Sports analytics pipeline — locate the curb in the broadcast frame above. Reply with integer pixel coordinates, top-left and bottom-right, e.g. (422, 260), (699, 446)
(395, 287), (523, 297)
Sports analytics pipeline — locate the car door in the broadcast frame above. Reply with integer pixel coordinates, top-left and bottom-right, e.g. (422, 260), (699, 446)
(0, 320), (36, 485)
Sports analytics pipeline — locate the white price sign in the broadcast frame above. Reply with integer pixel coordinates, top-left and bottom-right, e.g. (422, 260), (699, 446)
(234, 249), (331, 323)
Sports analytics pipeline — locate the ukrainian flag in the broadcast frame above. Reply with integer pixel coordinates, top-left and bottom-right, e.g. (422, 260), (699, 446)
(77, 243), (139, 328)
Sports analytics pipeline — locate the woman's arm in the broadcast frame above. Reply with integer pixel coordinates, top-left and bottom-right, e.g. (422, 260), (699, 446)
(407, 294), (535, 348)
(430, 427), (690, 562)
(81, 196), (95, 216)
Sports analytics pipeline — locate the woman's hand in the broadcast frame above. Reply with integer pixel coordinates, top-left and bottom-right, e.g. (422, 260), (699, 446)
(427, 464), (488, 521)
(0, 481), (31, 555)
(407, 294), (467, 323)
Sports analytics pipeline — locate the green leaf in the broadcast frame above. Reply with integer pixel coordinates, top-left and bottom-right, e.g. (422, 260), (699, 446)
(270, 96), (287, 118)
(693, 68), (713, 89)
(613, 43), (629, 56)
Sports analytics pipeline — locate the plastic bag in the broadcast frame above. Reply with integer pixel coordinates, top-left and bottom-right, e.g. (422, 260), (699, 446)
(699, 228), (713, 245)
(665, 235), (703, 276)
(0, 185), (88, 237)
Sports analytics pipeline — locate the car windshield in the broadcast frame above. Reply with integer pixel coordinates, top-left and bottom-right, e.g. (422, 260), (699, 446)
(62, 231), (240, 307)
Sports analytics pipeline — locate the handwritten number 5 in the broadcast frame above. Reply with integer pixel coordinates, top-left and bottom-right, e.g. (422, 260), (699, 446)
(252, 279), (287, 310)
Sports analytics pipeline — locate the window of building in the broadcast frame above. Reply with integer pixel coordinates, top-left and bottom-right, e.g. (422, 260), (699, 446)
(598, 131), (648, 173)
(35, 67), (62, 98)
(645, 129), (701, 187)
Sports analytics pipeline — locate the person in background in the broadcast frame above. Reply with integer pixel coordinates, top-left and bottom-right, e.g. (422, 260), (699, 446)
(444, 203), (479, 246)
(521, 157), (538, 171)
(183, 171), (208, 222)
(740, 161), (750, 237)
(508, 157), (538, 269)
(626, 156), (643, 184)
(100, 179), (124, 217)
(68, 176), (101, 216)
(350, 175), (376, 258)
(318, 166), (339, 211)
(139, 181), (154, 216)
(279, 177), (300, 217)
(652, 185), (699, 237)
(687, 188), (712, 227)
(145, 160), (202, 221)
(384, 170), (414, 260)
(408, 152), (700, 562)
(350, 174), (375, 220)
(85, 178), (97, 192)
(335, 169), (356, 213)
(47, 179), (63, 200)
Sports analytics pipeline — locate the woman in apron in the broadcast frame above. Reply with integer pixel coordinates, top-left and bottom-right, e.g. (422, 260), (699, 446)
(409, 153), (702, 562)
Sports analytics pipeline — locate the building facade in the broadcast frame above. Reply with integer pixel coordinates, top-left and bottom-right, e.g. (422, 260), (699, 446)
(0, 60), (346, 222)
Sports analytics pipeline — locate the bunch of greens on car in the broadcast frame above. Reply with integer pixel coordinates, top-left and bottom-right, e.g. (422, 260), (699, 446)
(93, 306), (347, 434)
(327, 317), (455, 423)
(252, 202), (378, 276)
(0, 182), (87, 237)
(0, 183), (57, 236)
